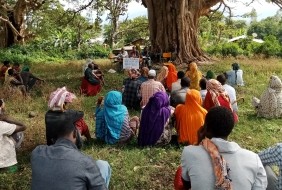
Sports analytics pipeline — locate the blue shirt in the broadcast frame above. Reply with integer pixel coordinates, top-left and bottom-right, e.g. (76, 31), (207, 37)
(31, 138), (107, 190)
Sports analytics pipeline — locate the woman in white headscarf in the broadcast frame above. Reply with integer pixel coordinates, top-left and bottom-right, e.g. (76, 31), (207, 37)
(253, 75), (282, 118)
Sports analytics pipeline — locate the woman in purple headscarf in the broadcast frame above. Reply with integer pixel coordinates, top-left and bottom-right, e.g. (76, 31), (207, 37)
(138, 91), (174, 146)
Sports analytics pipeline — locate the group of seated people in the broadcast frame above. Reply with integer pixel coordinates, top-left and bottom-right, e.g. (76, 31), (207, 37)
(1, 59), (282, 189)
(0, 61), (44, 96)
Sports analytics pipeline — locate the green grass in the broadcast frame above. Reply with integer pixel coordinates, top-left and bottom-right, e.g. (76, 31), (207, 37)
(0, 58), (282, 190)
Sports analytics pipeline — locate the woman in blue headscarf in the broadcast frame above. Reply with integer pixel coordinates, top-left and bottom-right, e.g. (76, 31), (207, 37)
(138, 91), (173, 146)
(95, 91), (139, 144)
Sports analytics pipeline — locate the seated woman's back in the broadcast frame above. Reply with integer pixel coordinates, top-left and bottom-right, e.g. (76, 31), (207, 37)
(175, 89), (207, 145)
(138, 91), (172, 146)
(95, 91), (135, 144)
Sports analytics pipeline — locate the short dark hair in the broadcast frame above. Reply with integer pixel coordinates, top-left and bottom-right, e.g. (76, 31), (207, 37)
(177, 71), (185, 79)
(3, 61), (10, 66)
(205, 106), (234, 138)
(7, 69), (14, 76)
(216, 74), (226, 85)
(199, 78), (207, 90)
(180, 77), (190, 88)
(13, 63), (20, 67)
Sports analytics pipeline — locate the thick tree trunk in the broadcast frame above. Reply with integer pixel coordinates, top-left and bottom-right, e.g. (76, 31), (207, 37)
(143, 0), (220, 64)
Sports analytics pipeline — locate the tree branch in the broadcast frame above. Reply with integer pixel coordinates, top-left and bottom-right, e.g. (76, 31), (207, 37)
(0, 16), (22, 37)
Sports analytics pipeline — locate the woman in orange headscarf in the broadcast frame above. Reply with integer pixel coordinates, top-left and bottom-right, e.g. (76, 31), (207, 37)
(165, 63), (178, 91)
(186, 62), (202, 90)
(174, 89), (207, 145)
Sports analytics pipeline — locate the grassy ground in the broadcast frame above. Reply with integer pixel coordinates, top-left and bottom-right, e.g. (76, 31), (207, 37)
(0, 58), (281, 190)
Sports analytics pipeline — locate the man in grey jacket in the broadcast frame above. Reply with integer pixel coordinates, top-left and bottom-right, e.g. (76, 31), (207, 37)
(31, 115), (111, 190)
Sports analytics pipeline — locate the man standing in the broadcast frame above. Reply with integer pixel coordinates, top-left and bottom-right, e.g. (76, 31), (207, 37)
(31, 115), (111, 190)
(179, 106), (267, 190)
(140, 69), (165, 107)
(259, 143), (282, 190)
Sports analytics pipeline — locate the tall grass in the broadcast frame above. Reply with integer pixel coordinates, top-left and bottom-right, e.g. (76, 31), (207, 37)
(0, 58), (281, 189)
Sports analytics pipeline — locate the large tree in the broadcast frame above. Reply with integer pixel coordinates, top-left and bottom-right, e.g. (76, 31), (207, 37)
(0, 0), (45, 48)
(141, 0), (282, 63)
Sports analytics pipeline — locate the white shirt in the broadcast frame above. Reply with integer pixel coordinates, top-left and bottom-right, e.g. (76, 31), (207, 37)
(200, 89), (207, 102)
(118, 51), (128, 58)
(171, 79), (181, 93)
(0, 121), (17, 168)
(223, 84), (238, 112)
(181, 138), (267, 190)
(226, 69), (244, 86)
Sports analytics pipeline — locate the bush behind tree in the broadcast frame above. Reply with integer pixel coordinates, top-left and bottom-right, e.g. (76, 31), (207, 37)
(0, 43), (111, 64)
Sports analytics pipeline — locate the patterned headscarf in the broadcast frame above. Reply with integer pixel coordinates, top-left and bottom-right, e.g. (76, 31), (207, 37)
(48, 87), (76, 110)
(128, 69), (140, 79)
(207, 79), (231, 107)
(156, 66), (168, 82)
(258, 75), (282, 118)
(201, 138), (232, 190)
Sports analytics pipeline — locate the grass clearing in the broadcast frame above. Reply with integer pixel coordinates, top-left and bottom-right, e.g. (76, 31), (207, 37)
(0, 58), (281, 189)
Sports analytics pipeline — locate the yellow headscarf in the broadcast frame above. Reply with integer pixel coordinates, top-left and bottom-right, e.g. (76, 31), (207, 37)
(186, 62), (202, 90)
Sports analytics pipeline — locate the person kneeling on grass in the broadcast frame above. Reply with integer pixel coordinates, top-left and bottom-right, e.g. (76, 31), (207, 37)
(31, 114), (111, 190)
(81, 63), (102, 96)
(0, 99), (26, 172)
(175, 106), (267, 190)
(95, 91), (139, 144)
(46, 87), (92, 145)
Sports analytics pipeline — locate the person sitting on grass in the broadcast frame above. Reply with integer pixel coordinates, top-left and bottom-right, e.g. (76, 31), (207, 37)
(217, 74), (238, 113)
(203, 79), (238, 122)
(0, 99), (26, 172)
(20, 66), (44, 92)
(175, 106), (267, 190)
(81, 63), (101, 96)
(140, 69), (165, 107)
(205, 70), (216, 80)
(95, 91), (139, 144)
(259, 143), (282, 190)
(12, 63), (21, 73)
(138, 92), (174, 147)
(165, 63), (178, 92)
(4, 68), (26, 96)
(46, 87), (92, 145)
(122, 69), (142, 110)
(170, 77), (190, 108)
(156, 66), (169, 89)
(252, 75), (282, 119)
(0, 61), (11, 83)
(31, 114), (111, 190)
(174, 89), (207, 145)
(171, 71), (185, 93)
(138, 67), (149, 83)
(199, 78), (207, 102)
(225, 62), (244, 86)
(185, 62), (202, 90)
